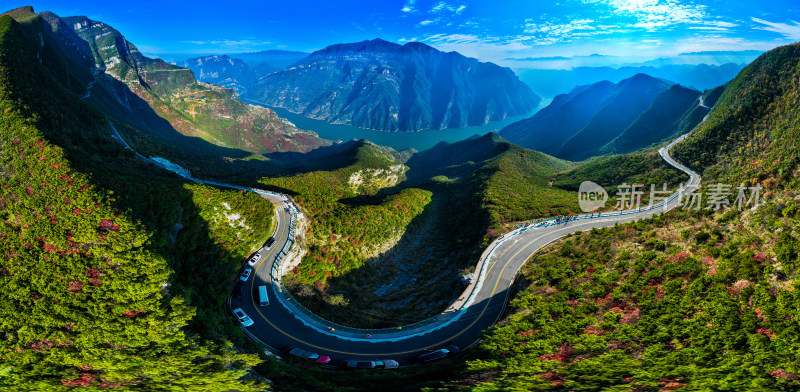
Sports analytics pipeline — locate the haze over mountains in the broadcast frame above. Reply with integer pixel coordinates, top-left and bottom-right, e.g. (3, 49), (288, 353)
(500, 73), (714, 161)
(6, 3), (800, 391)
(243, 38), (540, 132)
(518, 62), (745, 99)
(182, 50), (308, 94)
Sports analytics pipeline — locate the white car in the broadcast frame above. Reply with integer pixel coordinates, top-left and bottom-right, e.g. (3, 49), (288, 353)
(232, 308), (254, 327)
(239, 268), (252, 282)
(248, 253), (262, 266)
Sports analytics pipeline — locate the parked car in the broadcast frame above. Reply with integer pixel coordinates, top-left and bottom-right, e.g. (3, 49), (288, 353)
(264, 237), (276, 250)
(375, 359), (399, 369)
(248, 253), (262, 266)
(232, 308), (253, 327)
(239, 268), (252, 282)
(287, 347), (320, 361)
(233, 281), (244, 299)
(444, 344), (461, 355)
(341, 360), (376, 369)
(417, 348), (449, 362)
(316, 355), (331, 364)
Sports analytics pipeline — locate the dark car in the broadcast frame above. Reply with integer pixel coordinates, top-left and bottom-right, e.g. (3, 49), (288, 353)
(417, 348), (449, 362)
(341, 360), (376, 369)
(287, 347), (329, 363)
(444, 344), (461, 355)
(233, 281), (244, 299)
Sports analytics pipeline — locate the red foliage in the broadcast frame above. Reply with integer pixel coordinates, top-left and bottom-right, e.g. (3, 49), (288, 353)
(770, 369), (799, 380)
(67, 280), (83, 293)
(539, 343), (573, 361)
(517, 329), (539, 337)
(122, 309), (148, 318)
(756, 328), (775, 339)
(60, 373), (97, 387)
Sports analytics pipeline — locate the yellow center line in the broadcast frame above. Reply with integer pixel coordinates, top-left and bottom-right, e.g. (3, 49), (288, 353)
(245, 204), (655, 357)
(243, 203), (578, 356)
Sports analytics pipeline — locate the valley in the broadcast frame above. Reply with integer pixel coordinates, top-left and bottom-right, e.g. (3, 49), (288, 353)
(2, 3), (800, 392)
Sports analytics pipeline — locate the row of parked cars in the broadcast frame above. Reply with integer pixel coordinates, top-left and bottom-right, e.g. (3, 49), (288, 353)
(286, 348), (399, 369)
(282, 343), (460, 368)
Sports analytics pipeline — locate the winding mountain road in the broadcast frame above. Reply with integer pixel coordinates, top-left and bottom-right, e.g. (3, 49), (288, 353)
(107, 120), (699, 365)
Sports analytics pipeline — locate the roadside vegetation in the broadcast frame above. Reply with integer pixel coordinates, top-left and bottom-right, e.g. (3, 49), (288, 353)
(449, 194), (800, 390)
(0, 13), (274, 389)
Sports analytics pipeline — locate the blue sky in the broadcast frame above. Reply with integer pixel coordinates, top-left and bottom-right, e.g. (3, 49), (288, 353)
(9, 1), (800, 67)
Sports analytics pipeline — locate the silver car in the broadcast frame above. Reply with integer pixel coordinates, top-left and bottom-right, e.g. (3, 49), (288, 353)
(375, 359), (399, 369)
(248, 253), (262, 266)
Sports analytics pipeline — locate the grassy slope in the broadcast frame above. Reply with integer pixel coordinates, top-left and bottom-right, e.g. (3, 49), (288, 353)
(0, 11), (275, 390)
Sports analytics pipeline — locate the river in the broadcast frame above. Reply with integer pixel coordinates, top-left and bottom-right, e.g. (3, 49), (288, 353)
(251, 101), (548, 152)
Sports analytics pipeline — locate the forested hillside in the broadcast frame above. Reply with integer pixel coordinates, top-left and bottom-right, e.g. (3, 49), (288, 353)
(447, 41), (800, 392)
(0, 10), (276, 390)
(673, 43), (800, 187)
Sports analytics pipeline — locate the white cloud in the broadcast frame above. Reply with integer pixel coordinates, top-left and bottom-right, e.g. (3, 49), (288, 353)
(586, 0), (707, 31)
(429, 2), (467, 15)
(182, 38), (273, 50)
(522, 18), (619, 44)
(752, 18), (800, 40)
(422, 33), (535, 61)
(401, 0), (415, 13)
(419, 19), (437, 26)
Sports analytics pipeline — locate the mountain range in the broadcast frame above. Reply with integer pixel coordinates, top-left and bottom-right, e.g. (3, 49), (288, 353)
(51, 14), (329, 156)
(5, 4), (800, 391)
(244, 38), (541, 131)
(500, 73), (713, 161)
(182, 50), (308, 94)
(517, 63), (744, 99)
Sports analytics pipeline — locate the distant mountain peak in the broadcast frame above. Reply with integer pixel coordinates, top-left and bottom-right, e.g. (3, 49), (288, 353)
(0, 5), (34, 18)
(250, 39), (539, 131)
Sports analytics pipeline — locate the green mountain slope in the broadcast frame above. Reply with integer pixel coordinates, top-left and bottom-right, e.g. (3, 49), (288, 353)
(673, 43), (800, 188)
(500, 74), (702, 161)
(598, 84), (702, 155)
(409, 133), (578, 227)
(556, 74), (672, 161)
(0, 8), (277, 389)
(453, 204), (800, 391)
(446, 41), (800, 392)
(499, 81), (617, 155)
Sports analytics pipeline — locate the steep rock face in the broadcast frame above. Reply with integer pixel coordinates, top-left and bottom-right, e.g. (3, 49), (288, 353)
(57, 15), (329, 154)
(247, 38), (540, 131)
